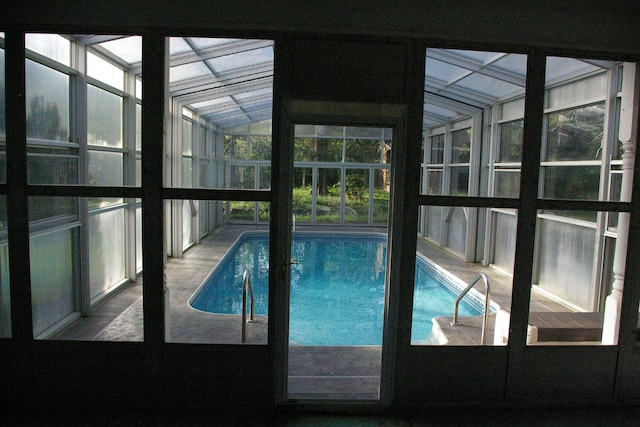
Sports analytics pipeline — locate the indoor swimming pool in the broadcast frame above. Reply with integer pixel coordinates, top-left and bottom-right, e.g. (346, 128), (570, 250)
(189, 231), (483, 345)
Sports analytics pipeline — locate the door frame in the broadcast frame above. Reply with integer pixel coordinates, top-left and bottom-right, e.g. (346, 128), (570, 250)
(271, 100), (406, 409)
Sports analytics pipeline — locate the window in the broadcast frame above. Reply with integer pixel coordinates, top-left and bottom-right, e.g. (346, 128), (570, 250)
(526, 57), (623, 346)
(24, 34), (142, 341)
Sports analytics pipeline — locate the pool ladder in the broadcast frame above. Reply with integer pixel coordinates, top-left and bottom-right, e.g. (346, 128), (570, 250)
(241, 269), (256, 343)
(451, 273), (491, 345)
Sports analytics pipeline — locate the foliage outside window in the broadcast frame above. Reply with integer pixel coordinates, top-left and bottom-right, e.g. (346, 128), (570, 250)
(545, 103), (605, 162)
(498, 120), (523, 163)
(450, 129), (471, 163)
(26, 60), (70, 142)
(429, 134), (444, 164)
(88, 85), (123, 147)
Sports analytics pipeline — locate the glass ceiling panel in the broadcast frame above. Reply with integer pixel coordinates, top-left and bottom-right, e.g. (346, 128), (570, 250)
(97, 36), (142, 65)
(191, 96), (234, 110)
(207, 46), (274, 73)
(169, 37), (193, 55)
(190, 37), (241, 49)
(207, 106), (243, 119)
(491, 54), (527, 76)
(450, 49), (497, 63)
(425, 58), (468, 83)
(170, 61), (212, 83)
(456, 73), (521, 100)
(545, 57), (598, 84)
(235, 87), (273, 100)
(244, 102), (272, 113)
(168, 37), (274, 128)
(424, 103), (460, 120)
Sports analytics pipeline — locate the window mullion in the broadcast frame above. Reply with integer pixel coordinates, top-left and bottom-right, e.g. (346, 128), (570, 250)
(75, 37), (91, 315)
(6, 30), (33, 342)
(508, 51), (546, 351)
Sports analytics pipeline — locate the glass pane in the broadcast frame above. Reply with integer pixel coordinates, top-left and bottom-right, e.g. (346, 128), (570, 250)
(229, 164), (255, 190)
(288, 126), (391, 403)
(545, 103), (605, 162)
(344, 169), (369, 224)
(317, 125), (343, 137)
(25, 33), (70, 66)
(87, 85), (123, 148)
(345, 126), (383, 139)
(96, 36), (142, 65)
(316, 168), (341, 224)
(288, 233), (387, 399)
(543, 165), (600, 201)
(373, 168), (390, 226)
(429, 134), (444, 164)
(425, 170), (442, 195)
(294, 137), (342, 163)
(608, 172), (623, 231)
(135, 103), (142, 151)
(450, 129), (471, 163)
(30, 224), (75, 339)
(258, 201), (270, 222)
(225, 135), (248, 159)
(182, 119), (192, 155)
(345, 139), (381, 163)
(413, 206), (513, 346)
(87, 51), (124, 91)
(293, 167), (313, 225)
(88, 151), (123, 186)
(450, 167), (469, 196)
(259, 165), (271, 190)
(166, 37), (274, 189)
(89, 206), (126, 302)
(28, 196), (77, 223)
(27, 154), (78, 185)
(26, 60), (70, 142)
(249, 135), (271, 161)
(168, 215), (269, 344)
(445, 206), (467, 257)
(52, 200), (143, 342)
(228, 200), (255, 222)
(182, 158), (192, 188)
(547, 71), (607, 110)
(491, 210), (517, 275)
(425, 206), (442, 243)
(498, 120), (523, 163)
(527, 209), (623, 346)
(494, 170), (520, 198)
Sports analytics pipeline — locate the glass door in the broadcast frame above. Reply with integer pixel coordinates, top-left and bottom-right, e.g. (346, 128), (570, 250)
(285, 123), (392, 400)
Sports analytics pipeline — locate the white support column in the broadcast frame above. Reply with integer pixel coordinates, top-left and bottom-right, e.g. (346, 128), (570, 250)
(602, 63), (639, 345)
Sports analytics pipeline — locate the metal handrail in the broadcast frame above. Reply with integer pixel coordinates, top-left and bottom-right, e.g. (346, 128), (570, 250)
(241, 269), (256, 343)
(451, 273), (491, 345)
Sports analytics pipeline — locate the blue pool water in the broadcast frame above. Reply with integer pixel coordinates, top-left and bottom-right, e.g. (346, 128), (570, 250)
(189, 232), (482, 345)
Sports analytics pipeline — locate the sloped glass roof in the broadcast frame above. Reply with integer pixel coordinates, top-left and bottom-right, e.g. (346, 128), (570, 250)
(72, 36), (620, 131)
(423, 48), (619, 129)
(164, 37), (275, 128)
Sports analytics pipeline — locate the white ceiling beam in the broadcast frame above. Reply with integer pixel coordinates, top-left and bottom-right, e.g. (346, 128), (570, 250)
(173, 75), (273, 104)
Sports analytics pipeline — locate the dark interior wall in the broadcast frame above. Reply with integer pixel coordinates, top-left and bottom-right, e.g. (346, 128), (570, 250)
(2, 0), (640, 414)
(2, 0), (639, 57)
(291, 40), (407, 103)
